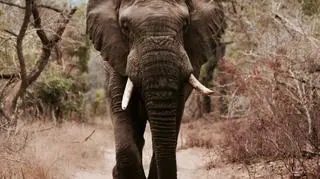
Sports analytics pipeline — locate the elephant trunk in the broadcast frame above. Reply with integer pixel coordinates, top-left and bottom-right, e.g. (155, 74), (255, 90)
(145, 89), (178, 179)
(141, 53), (181, 179)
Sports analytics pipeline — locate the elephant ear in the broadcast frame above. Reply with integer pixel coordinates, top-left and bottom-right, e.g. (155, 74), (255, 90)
(185, 0), (226, 71)
(87, 0), (128, 76)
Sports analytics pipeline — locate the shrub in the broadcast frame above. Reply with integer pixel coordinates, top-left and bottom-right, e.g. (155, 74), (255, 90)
(23, 72), (88, 120)
(218, 1), (320, 176)
(221, 64), (320, 175)
(92, 88), (106, 115)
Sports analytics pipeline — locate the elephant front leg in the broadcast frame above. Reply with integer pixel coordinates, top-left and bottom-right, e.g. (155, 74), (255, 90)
(109, 74), (146, 179)
(112, 117), (146, 179)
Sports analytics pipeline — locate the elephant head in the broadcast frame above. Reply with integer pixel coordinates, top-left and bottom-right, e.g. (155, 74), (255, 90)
(87, 0), (226, 178)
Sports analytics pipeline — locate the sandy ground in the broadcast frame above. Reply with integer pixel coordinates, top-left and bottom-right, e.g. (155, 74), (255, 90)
(69, 120), (252, 179)
(72, 123), (249, 179)
(0, 119), (284, 179)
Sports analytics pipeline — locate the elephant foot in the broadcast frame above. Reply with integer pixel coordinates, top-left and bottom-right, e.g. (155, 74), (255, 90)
(113, 165), (146, 179)
(113, 144), (146, 179)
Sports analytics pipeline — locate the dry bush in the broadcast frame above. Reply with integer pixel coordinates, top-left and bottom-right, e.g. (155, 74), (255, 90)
(184, 59), (243, 120)
(0, 130), (57, 179)
(209, 0), (320, 176)
(222, 71), (320, 175)
(220, 46), (320, 175)
(180, 120), (225, 150)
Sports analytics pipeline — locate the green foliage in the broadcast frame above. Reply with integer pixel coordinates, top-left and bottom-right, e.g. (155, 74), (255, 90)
(37, 75), (72, 107)
(74, 38), (91, 73)
(91, 88), (106, 115)
(29, 72), (88, 119)
(93, 88), (105, 106)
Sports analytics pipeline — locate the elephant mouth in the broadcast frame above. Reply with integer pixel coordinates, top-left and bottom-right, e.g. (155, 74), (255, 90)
(121, 74), (213, 110)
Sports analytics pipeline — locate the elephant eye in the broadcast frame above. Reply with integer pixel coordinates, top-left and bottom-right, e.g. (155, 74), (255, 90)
(182, 17), (190, 32)
(120, 19), (131, 35)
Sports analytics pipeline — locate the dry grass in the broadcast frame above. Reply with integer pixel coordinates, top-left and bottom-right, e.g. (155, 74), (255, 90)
(0, 118), (113, 179)
(0, 162), (49, 179)
(180, 119), (225, 149)
(179, 119), (292, 177)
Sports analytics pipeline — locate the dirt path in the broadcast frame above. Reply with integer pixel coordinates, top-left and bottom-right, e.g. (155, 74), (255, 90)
(71, 122), (250, 179)
(0, 120), (280, 179)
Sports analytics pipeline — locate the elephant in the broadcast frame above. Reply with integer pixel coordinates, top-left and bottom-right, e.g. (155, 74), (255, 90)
(86, 0), (226, 178)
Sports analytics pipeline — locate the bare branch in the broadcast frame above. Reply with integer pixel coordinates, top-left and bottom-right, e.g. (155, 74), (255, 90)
(0, 0), (63, 13)
(0, 0), (24, 9)
(31, 2), (49, 45)
(278, 72), (320, 90)
(27, 7), (77, 85)
(0, 73), (19, 80)
(16, 0), (32, 85)
(27, 46), (51, 84)
(50, 8), (77, 43)
(38, 4), (63, 13)
(11, 0), (33, 111)
(0, 37), (13, 46)
(8, 1), (77, 112)
(3, 29), (18, 37)
(273, 12), (320, 48)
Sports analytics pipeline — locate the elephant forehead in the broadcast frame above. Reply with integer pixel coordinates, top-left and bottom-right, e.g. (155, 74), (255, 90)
(119, 0), (188, 21)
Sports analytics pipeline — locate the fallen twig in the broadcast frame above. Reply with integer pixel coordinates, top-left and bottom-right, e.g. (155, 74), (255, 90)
(3, 29), (18, 37)
(84, 130), (96, 142)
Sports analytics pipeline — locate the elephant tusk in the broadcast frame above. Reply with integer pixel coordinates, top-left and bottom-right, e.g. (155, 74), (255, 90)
(189, 74), (214, 95)
(121, 78), (134, 110)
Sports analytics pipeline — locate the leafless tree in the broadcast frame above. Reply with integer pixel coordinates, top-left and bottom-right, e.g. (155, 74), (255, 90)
(0, 0), (76, 121)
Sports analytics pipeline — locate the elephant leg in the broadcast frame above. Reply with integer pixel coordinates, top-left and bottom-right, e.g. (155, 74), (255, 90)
(112, 117), (146, 179)
(131, 90), (148, 163)
(109, 74), (146, 179)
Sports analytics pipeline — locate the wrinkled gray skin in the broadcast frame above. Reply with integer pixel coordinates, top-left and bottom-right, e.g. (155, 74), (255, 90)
(86, 0), (226, 178)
